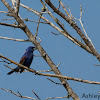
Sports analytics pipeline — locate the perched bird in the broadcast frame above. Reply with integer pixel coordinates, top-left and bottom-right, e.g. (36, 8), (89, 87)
(7, 46), (36, 75)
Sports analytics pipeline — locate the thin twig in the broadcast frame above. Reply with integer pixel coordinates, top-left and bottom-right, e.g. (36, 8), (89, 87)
(11, 0), (16, 9)
(4, 64), (13, 70)
(47, 78), (62, 85)
(1, 18), (15, 20)
(57, 0), (60, 10)
(64, 4), (73, 18)
(0, 11), (9, 13)
(34, 55), (42, 57)
(0, 22), (23, 28)
(51, 31), (61, 35)
(35, 5), (46, 38)
(16, 0), (20, 15)
(1, 88), (36, 100)
(37, 69), (52, 73)
(35, 16), (41, 38)
(46, 96), (67, 100)
(79, 5), (95, 49)
(32, 90), (41, 100)
(36, 37), (42, 43)
(17, 91), (23, 97)
(56, 63), (61, 68)
(0, 58), (12, 64)
(94, 64), (100, 66)
(0, 36), (30, 42)
(59, 0), (71, 19)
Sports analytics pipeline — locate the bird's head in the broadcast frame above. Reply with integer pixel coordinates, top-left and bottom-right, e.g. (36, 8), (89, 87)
(26, 46), (36, 53)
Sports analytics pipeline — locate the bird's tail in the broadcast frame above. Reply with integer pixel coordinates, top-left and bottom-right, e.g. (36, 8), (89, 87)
(7, 69), (15, 75)
(7, 67), (19, 75)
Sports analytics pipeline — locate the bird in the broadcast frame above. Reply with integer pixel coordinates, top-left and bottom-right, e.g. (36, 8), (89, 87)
(7, 46), (36, 75)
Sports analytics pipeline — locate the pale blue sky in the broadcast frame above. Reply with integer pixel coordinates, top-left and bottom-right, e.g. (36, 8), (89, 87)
(0, 0), (100, 100)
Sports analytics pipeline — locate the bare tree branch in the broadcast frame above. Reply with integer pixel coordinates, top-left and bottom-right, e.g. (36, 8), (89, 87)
(59, 0), (71, 19)
(0, 36), (30, 42)
(2, 18), (49, 24)
(79, 5), (95, 49)
(1, 54), (100, 85)
(40, 0), (93, 54)
(32, 90), (41, 100)
(17, 2), (82, 47)
(46, 96), (67, 100)
(2, 1), (98, 100)
(4, 63), (52, 73)
(11, 0), (16, 9)
(0, 58), (12, 64)
(57, 0), (60, 10)
(0, 11), (9, 13)
(1, 88), (37, 100)
(1, 1), (79, 99)
(35, 1), (46, 38)
(0, 22), (22, 28)
(45, 0), (100, 61)
(15, 0), (20, 15)
(37, 69), (52, 73)
(16, 1), (93, 55)
(35, 14), (41, 38)
(4, 64), (13, 70)
(47, 78), (63, 85)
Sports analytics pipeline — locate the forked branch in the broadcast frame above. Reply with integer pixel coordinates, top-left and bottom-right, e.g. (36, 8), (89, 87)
(1, 88), (37, 100)
(1, 0), (79, 99)
(45, 0), (100, 61)
(1, 54), (100, 85)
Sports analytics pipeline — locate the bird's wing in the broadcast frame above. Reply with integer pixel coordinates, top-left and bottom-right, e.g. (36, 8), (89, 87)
(19, 54), (27, 64)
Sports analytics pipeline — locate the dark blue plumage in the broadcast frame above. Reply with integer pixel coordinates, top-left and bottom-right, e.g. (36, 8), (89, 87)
(7, 46), (36, 75)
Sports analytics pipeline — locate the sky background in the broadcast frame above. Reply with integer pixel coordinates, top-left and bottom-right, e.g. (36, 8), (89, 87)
(0, 0), (100, 100)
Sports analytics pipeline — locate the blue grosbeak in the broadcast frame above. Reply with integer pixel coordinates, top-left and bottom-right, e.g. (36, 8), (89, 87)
(7, 46), (36, 75)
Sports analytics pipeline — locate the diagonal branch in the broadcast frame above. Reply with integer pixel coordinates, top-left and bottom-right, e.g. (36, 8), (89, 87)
(1, 54), (100, 85)
(79, 5), (95, 49)
(47, 78), (63, 85)
(32, 90), (41, 100)
(45, 0), (100, 61)
(15, 0), (20, 15)
(16, 1), (93, 54)
(40, 0), (93, 54)
(0, 1), (79, 99)
(17, 3), (82, 47)
(59, 0), (71, 19)
(1, 2), (77, 99)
